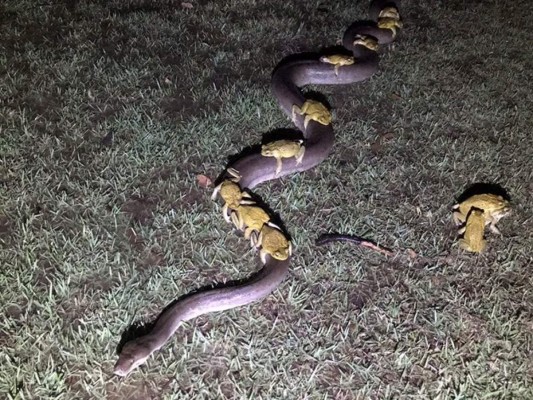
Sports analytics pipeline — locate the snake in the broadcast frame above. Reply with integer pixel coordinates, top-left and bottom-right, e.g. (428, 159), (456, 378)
(114, 0), (402, 377)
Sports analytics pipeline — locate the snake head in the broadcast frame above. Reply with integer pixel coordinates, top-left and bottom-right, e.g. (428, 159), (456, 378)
(113, 339), (153, 377)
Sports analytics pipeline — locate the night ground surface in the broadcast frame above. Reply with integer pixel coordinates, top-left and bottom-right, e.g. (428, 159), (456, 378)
(1, 0), (532, 399)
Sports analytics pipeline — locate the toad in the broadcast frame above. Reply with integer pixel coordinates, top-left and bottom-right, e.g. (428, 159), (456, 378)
(261, 139), (305, 176)
(452, 193), (510, 235)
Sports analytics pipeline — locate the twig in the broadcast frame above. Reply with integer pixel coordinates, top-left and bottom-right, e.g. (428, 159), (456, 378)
(316, 233), (394, 256)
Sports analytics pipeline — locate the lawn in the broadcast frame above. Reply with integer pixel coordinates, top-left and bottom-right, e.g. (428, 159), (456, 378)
(1, 0), (532, 399)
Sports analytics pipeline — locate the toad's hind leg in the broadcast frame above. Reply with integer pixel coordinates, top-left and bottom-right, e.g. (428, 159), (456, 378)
(275, 157), (283, 176)
(222, 204), (231, 223)
(291, 104), (302, 124)
(487, 219), (502, 235)
(259, 249), (268, 264)
(452, 210), (465, 226)
(230, 211), (243, 230)
(295, 145), (305, 165)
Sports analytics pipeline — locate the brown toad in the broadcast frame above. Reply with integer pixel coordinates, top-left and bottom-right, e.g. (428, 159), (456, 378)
(458, 208), (487, 253)
(452, 193), (510, 235)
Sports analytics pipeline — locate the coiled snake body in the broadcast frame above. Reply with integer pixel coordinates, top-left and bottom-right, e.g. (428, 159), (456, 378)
(114, 0), (402, 377)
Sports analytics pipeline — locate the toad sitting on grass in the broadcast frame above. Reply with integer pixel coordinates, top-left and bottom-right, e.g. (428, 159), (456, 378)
(452, 193), (510, 235)
(453, 193), (511, 253)
(458, 208), (487, 253)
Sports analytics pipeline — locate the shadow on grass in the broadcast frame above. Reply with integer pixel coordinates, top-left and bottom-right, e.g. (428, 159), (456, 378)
(455, 182), (512, 203)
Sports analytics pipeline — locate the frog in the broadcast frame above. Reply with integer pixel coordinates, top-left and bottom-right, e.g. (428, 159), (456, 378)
(452, 193), (510, 235)
(211, 179), (254, 222)
(353, 34), (379, 51)
(320, 54), (355, 76)
(291, 99), (332, 129)
(251, 223), (292, 264)
(261, 139), (305, 176)
(230, 204), (271, 240)
(377, 7), (403, 38)
(458, 208), (487, 253)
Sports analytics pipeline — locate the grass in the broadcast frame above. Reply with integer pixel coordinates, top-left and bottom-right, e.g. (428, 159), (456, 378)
(1, 0), (532, 398)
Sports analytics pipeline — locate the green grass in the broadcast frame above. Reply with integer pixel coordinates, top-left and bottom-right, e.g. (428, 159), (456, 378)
(1, 0), (532, 398)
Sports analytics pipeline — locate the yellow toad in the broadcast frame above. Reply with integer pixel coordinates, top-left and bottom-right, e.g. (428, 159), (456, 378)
(320, 54), (355, 76)
(292, 99), (332, 129)
(452, 193), (510, 235)
(459, 209), (487, 253)
(211, 179), (253, 222)
(251, 223), (292, 264)
(377, 7), (403, 38)
(230, 204), (271, 240)
(261, 139), (305, 176)
(353, 34), (379, 51)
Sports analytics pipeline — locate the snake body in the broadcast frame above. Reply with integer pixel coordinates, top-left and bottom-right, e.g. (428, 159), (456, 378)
(114, 0), (401, 377)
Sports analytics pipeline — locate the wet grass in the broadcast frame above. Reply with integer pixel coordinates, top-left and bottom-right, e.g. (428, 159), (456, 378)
(1, 0), (532, 398)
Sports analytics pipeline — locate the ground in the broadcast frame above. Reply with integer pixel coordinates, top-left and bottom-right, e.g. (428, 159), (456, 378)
(0, 0), (532, 399)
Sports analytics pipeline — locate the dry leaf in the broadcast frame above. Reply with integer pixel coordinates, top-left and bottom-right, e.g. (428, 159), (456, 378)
(197, 174), (212, 188)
